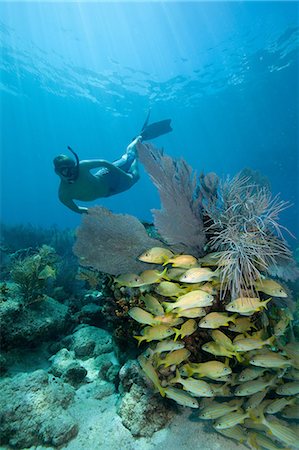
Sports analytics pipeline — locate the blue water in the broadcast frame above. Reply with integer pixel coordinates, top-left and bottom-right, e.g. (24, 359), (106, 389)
(1, 1), (298, 240)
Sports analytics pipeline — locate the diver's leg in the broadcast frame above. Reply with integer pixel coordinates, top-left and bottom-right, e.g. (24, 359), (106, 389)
(113, 136), (141, 172)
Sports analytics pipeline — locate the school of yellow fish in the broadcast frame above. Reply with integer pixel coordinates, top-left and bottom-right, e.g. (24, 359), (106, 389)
(114, 247), (299, 450)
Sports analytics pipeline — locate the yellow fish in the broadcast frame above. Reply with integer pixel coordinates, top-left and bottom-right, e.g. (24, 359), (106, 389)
(255, 279), (287, 297)
(164, 386), (199, 408)
(138, 247), (174, 264)
(233, 336), (275, 352)
(166, 268), (186, 280)
(171, 370), (214, 397)
(152, 339), (185, 354)
(179, 267), (218, 283)
(138, 355), (165, 397)
(181, 360), (232, 379)
(216, 425), (247, 443)
(163, 290), (214, 313)
(174, 307), (206, 318)
(197, 252), (225, 266)
(275, 381), (299, 396)
(166, 254), (198, 268)
(153, 314), (184, 327)
(155, 281), (185, 297)
(198, 312), (237, 329)
(265, 397), (297, 414)
(250, 351), (293, 368)
(225, 297), (271, 315)
(134, 324), (175, 345)
(213, 410), (250, 429)
(247, 431), (289, 450)
(114, 273), (144, 287)
(157, 348), (191, 368)
(202, 342), (236, 359)
(128, 307), (157, 325)
(259, 414), (299, 448)
(139, 268), (168, 285)
(141, 293), (164, 316)
(228, 317), (257, 333)
(234, 376), (276, 396)
(198, 399), (243, 420)
(211, 330), (234, 350)
(238, 366), (268, 382)
(281, 404), (299, 419)
(274, 309), (293, 337)
(173, 319), (197, 341)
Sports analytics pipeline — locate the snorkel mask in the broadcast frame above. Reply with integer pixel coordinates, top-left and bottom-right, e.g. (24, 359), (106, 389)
(54, 146), (79, 183)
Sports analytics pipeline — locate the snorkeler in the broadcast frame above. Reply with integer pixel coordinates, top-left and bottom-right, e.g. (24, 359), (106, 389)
(53, 113), (172, 214)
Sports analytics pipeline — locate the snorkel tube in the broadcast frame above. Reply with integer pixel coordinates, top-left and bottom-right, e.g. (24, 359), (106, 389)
(67, 146), (80, 181)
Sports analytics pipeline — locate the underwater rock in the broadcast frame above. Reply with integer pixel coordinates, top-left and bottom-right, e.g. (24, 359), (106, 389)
(71, 325), (113, 358)
(0, 295), (70, 349)
(95, 353), (120, 384)
(73, 302), (103, 324)
(118, 359), (144, 394)
(118, 383), (175, 437)
(0, 369), (78, 448)
(49, 348), (87, 385)
(76, 379), (116, 401)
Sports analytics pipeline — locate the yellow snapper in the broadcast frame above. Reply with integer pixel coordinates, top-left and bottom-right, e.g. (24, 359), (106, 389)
(228, 317), (257, 333)
(238, 366), (268, 382)
(153, 314), (184, 327)
(209, 382), (232, 397)
(274, 309), (293, 337)
(138, 247), (174, 264)
(173, 319), (197, 341)
(199, 312), (237, 329)
(134, 324), (175, 345)
(225, 297), (271, 315)
(265, 397), (296, 414)
(215, 425), (247, 443)
(139, 268), (168, 285)
(182, 360), (232, 379)
(174, 307), (206, 318)
(157, 348), (191, 368)
(211, 330), (234, 350)
(234, 376), (275, 396)
(179, 267), (218, 283)
(245, 391), (269, 412)
(250, 351), (293, 368)
(213, 410), (250, 429)
(164, 386), (199, 408)
(138, 355), (165, 397)
(202, 342), (236, 359)
(233, 336), (275, 352)
(128, 307), (157, 325)
(152, 339), (185, 354)
(166, 254), (198, 268)
(141, 293), (164, 316)
(166, 268), (186, 280)
(171, 371), (214, 397)
(163, 290), (214, 313)
(247, 431), (290, 450)
(198, 399), (243, 420)
(281, 403), (299, 419)
(259, 415), (299, 448)
(198, 282), (217, 295)
(255, 279), (287, 297)
(197, 252), (224, 266)
(114, 273), (145, 287)
(155, 281), (185, 297)
(284, 342), (299, 366)
(275, 381), (299, 396)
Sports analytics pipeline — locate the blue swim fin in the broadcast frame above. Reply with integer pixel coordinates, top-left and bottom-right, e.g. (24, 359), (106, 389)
(140, 118), (172, 141)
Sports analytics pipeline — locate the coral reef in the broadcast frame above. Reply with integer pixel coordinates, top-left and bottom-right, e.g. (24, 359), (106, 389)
(0, 370), (78, 448)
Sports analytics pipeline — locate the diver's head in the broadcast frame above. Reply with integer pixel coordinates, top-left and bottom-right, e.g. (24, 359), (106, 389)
(54, 154), (78, 183)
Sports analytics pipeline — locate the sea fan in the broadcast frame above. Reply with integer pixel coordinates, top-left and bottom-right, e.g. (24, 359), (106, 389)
(204, 174), (293, 298)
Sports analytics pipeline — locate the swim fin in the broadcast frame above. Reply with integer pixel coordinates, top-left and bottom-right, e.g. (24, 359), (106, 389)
(140, 119), (172, 141)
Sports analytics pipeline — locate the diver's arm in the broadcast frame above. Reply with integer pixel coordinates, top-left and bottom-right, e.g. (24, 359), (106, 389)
(58, 191), (88, 214)
(80, 160), (129, 176)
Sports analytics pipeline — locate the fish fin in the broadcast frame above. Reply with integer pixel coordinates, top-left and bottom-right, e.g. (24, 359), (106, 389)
(173, 328), (180, 342)
(134, 335), (145, 347)
(162, 302), (173, 313)
(263, 297), (272, 309)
